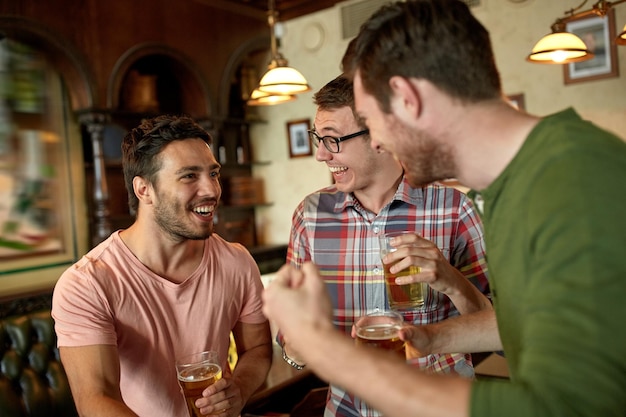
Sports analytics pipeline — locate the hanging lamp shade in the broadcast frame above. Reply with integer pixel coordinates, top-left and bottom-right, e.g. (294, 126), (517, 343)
(526, 1), (626, 65)
(245, 0), (310, 105)
(247, 88), (296, 106)
(527, 31), (593, 63)
(257, 65), (311, 95)
(617, 24), (626, 45)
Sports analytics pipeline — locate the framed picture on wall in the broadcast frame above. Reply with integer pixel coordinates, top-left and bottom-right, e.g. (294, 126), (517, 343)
(563, 9), (619, 85)
(287, 118), (312, 158)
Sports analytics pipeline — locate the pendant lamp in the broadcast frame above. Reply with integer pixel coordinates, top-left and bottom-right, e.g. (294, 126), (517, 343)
(527, 21), (593, 64)
(247, 0), (310, 105)
(247, 88), (296, 106)
(527, 0), (626, 64)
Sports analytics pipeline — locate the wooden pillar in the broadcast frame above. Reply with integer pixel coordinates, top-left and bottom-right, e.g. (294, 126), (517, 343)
(78, 111), (111, 247)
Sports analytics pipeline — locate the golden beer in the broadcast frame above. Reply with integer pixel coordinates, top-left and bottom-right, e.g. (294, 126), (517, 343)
(178, 363), (222, 417)
(356, 322), (406, 358)
(175, 351), (222, 417)
(383, 261), (424, 310)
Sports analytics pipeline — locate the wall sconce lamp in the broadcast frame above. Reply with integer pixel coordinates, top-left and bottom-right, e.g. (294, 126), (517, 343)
(527, 0), (626, 64)
(247, 0), (311, 106)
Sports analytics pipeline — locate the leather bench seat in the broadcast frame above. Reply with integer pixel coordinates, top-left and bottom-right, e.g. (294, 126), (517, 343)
(0, 310), (77, 417)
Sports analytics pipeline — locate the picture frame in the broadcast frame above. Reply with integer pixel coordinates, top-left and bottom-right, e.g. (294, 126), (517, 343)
(506, 93), (526, 111)
(287, 118), (312, 158)
(563, 9), (619, 85)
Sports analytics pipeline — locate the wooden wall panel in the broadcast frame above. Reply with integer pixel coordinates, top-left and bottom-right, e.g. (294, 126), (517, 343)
(0, 0), (267, 116)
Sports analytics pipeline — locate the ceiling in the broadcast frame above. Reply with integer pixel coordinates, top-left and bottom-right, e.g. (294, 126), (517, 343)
(198, 0), (344, 21)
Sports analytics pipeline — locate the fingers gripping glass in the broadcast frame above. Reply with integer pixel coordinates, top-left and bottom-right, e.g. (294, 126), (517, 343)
(308, 129), (369, 153)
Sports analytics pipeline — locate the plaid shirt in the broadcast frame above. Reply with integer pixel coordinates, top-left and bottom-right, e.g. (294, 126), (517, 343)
(287, 178), (490, 417)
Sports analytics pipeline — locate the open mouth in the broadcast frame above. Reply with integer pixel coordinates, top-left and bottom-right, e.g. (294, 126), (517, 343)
(192, 204), (216, 217)
(329, 166), (348, 174)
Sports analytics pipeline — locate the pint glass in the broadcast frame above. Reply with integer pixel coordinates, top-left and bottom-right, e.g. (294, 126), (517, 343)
(175, 350), (223, 417)
(379, 231), (425, 310)
(355, 310), (406, 358)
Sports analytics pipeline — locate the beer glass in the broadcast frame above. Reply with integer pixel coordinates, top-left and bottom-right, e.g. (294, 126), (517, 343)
(175, 350), (223, 417)
(378, 231), (425, 310)
(355, 310), (406, 358)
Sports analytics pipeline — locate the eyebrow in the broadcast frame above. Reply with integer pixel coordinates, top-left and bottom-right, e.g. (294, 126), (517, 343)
(317, 126), (343, 136)
(174, 163), (221, 175)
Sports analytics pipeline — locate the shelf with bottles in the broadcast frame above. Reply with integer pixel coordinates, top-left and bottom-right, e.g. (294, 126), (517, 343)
(215, 118), (259, 166)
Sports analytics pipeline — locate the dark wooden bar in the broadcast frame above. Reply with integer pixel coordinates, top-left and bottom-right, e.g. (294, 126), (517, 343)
(242, 344), (327, 416)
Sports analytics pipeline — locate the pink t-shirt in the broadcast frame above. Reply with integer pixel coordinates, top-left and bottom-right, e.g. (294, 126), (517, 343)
(52, 231), (267, 417)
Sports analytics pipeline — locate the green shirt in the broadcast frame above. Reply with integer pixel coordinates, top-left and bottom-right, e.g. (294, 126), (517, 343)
(470, 109), (626, 416)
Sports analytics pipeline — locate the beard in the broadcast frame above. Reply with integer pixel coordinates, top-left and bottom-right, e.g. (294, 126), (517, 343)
(389, 118), (456, 187)
(153, 195), (214, 241)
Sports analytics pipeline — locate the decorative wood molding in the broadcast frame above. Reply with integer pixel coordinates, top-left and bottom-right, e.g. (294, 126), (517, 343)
(0, 15), (95, 110)
(108, 42), (213, 116)
(78, 110), (112, 247)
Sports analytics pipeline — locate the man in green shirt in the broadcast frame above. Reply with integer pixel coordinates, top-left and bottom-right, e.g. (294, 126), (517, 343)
(262, 0), (626, 416)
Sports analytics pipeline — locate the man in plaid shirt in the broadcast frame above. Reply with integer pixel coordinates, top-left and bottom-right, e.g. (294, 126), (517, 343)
(282, 75), (491, 417)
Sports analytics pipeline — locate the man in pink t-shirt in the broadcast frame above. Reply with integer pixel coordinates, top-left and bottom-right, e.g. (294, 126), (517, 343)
(52, 115), (272, 417)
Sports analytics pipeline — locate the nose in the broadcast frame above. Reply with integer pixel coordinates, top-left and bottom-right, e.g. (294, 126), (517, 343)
(315, 142), (332, 162)
(200, 174), (221, 198)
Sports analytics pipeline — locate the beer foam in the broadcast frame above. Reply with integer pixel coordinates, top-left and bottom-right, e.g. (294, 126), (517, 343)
(178, 363), (222, 382)
(357, 323), (401, 340)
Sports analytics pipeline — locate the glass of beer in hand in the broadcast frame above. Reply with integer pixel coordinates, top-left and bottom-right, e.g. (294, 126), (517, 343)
(379, 231), (425, 310)
(355, 310), (406, 358)
(175, 350), (223, 417)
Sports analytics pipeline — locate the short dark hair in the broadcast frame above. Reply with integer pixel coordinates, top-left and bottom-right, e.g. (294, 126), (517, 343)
(342, 0), (501, 113)
(121, 114), (212, 215)
(313, 74), (366, 130)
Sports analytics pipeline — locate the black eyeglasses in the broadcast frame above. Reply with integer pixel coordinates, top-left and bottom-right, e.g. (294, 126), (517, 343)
(308, 129), (370, 153)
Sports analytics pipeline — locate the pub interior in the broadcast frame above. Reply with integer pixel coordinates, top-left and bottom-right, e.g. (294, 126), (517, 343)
(0, 0), (625, 416)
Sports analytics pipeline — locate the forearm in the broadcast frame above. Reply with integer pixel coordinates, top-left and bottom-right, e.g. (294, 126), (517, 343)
(231, 343), (273, 402)
(75, 395), (139, 417)
(60, 346), (137, 417)
(428, 309), (501, 354)
(282, 339), (307, 365)
(305, 324), (471, 417)
(445, 271), (492, 315)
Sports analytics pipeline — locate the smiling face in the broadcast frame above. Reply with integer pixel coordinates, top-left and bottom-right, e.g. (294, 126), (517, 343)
(148, 138), (221, 241)
(353, 71), (455, 187)
(313, 106), (384, 194)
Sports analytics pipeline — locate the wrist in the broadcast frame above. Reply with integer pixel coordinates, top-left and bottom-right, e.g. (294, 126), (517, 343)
(281, 344), (306, 370)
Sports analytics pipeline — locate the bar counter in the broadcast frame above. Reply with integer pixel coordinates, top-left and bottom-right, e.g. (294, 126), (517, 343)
(242, 344), (327, 416)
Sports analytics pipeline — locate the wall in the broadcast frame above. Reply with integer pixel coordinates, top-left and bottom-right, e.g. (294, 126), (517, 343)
(251, 0), (626, 245)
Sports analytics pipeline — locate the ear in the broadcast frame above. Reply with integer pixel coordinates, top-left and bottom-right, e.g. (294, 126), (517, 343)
(133, 176), (153, 206)
(388, 76), (421, 122)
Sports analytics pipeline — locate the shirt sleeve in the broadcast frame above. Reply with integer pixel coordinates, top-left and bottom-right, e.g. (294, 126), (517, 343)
(286, 199), (310, 269)
(452, 194), (490, 297)
(279, 199), (314, 346)
(232, 244), (267, 325)
(52, 261), (118, 347)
